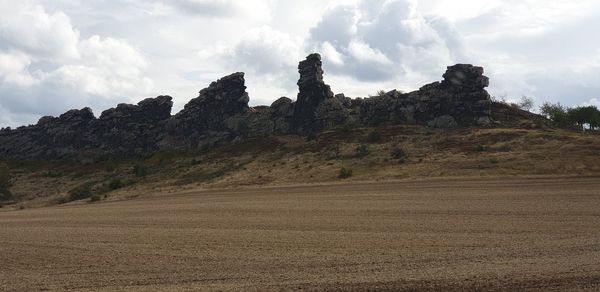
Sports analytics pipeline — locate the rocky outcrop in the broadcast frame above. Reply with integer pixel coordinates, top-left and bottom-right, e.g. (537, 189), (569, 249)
(0, 54), (494, 160)
(293, 54), (334, 133)
(159, 73), (250, 149)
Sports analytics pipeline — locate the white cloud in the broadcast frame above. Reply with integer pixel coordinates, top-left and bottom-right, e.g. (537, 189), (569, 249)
(0, 1), (80, 62)
(321, 42), (345, 66)
(0, 0), (600, 127)
(348, 41), (392, 65)
(583, 98), (600, 108)
(230, 26), (302, 75)
(0, 0), (152, 126)
(305, 0), (460, 94)
(0, 51), (37, 87)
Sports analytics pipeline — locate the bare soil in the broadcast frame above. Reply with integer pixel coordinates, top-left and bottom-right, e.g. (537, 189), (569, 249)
(1, 177), (600, 291)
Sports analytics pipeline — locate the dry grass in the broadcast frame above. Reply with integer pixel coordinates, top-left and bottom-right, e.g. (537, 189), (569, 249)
(1, 177), (600, 291)
(3, 125), (600, 207)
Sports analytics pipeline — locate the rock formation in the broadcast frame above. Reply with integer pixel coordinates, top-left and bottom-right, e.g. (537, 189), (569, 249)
(0, 53), (493, 160)
(293, 54), (334, 132)
(159, 73), (249, 149)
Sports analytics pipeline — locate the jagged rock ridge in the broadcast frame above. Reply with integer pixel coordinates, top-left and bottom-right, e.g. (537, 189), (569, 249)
(0, 54), (492, 160)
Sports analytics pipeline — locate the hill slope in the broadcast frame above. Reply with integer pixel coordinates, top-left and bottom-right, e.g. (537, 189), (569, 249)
(2, 124), (599, 208)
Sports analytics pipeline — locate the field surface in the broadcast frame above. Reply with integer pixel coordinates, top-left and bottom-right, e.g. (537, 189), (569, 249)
(1, 177), (600, 291)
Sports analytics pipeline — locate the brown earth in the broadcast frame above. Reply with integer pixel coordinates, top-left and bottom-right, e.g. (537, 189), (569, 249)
(2, 177), (600, 291)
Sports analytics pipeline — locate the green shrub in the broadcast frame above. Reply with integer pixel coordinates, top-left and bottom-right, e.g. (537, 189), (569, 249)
(133, 163), (149, 177)
(338, 167), (353, 179)
(0, 166), (13, 201)
(104, 160), (118, 172)
(57, 196), (70, 205)
(305, 131), (317, 141)
(475, 144), (486, 152)
(390, 146), (407, 160)
(108, 178), (124, 190)
(366, 130), (382, 143)
(326, 144), (341, 160)
(355, 144), (370, 158)
(89, 195), (102, 203)
(69, 182), (94, 201)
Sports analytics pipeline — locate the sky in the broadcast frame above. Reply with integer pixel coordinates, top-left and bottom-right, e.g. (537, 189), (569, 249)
(1, 0), (600, 127)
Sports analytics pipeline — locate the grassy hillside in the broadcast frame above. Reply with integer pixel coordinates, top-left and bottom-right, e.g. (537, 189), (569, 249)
(1, 124), (599, 209)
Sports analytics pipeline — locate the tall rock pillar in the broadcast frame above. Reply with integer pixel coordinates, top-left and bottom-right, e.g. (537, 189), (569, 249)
(292, 53), (334, 132)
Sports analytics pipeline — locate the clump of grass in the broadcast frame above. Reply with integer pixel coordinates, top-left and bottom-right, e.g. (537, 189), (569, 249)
(57, 196), (70, 205)
(108, 178), (124, 190)
(104, 160), (118, 172)
(43, 170), (63, 178)
(390, 146), (408, 161)
(0, 166), (13, 201)
(306, 131), (317, 141)
(367, 130), (382, 143)
(355, 144), (370, 158)
(338, 167), (353, 179)
(476, 144), (486, 152)
(68, 182), (94, 201)
(326, 144), (341, 160)
(133, 163), (149, 177)
(89, 195), (102, 203)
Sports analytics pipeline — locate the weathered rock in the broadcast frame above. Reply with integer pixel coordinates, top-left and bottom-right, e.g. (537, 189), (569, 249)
(348, 64), (492, 128)
(97, 96), (173, 155)
(0, 54), (496, 160)
(270, 97), (294, 133)
(159, 72), (250, 150)
(174, 72), (248, 131)
(292, 54), (334, 132)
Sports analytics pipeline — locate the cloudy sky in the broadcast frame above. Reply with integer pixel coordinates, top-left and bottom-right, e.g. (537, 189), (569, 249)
(1, 0), (599, 127)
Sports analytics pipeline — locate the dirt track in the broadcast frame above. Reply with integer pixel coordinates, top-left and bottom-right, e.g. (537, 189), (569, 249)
(1, 177), (600, 291)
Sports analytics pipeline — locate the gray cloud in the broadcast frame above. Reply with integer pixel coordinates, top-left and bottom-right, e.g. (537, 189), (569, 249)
(0, 1), (153, 127)
(307, 0), (463, 84)
(1, 0), (600, 127)
(166, 0), (238, 17)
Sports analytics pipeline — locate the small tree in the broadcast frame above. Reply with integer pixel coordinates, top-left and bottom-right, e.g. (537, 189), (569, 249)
(516, 96), (535, 112)
(338, 167), (353, 179)
(0, 166), (13, 201)
(540, 102), (570, 127)
(569, 106), (600, 131)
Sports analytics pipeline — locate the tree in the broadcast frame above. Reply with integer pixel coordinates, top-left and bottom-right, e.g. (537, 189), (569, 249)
(591, 107), (600, 130)
(567, 106), (600, 131)
(540, 102), (570, 127)
(517, 96), (535, 112)
(0, 166), (13, 201)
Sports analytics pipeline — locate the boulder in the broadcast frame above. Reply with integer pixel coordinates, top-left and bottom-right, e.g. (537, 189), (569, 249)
(174, 72), (249, 131)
